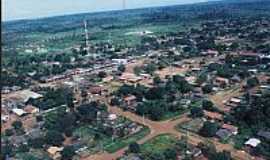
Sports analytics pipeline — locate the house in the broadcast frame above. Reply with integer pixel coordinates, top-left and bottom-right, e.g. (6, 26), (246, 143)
(9, 135), (28, 147)
(26, 128), (43, 139)
(16, 90), (43, 103)
(119, 73), (142, 83)
(260, 85), (270, 91)
(112, 59), (128, 65)
(238, 52), (260, 65)
(108, 114), (118, 121)
(89, 86), (103, 95)
(214, 77), (229, 88)
(186, 147), (202, 158)
(202, 49), (219, 57)
(123, 95), (137, 111)
(1, 115), (9, 122)
(140, 73), (151, 79)
(191, 68), (201, 72)
(47, 146), (64, 160)
(194, 155), (208, 160)
(12, 108), (27, 117)
(204, 110), (223, 121)
(24, 105), (39, 114)
(103, 76), (114, 83)
(2, 98), (24, 110)
(180, 99), (191, 108)
(222, 124), (238, 135)
(245, 138), (261, 148)
(185, 76), (197, 85)
(216, 129), (233, 140)
(231, 75), (241, 83)
(257, 130), (270, 141)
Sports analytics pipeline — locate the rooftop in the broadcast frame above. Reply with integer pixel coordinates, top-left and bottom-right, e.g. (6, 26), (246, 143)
(245, 138), (261, 147)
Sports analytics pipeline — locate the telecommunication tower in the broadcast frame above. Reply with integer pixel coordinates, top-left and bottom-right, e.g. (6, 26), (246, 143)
(84, 20), (90, 52)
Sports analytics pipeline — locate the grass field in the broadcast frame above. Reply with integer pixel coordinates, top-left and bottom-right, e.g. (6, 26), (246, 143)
(141, 134), (177, 154)
(73, 124), (150, 154)
(104, 127), (150, 153)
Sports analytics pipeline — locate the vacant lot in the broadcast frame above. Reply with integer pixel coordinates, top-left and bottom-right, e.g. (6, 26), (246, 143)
(141, 134), (177, 154)
(176, 118), (203, 133)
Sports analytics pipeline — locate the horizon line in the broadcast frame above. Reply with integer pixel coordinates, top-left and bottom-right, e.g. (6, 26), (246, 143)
(3, 1), (211, 23)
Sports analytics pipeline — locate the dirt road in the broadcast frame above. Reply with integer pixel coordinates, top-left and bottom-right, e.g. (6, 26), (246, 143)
(83, 103), (252, 160)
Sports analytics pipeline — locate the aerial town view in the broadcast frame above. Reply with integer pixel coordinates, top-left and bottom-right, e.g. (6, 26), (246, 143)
(1, 0), (270, 160)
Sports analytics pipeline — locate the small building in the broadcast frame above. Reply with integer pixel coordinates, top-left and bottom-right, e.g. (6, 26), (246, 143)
(185, 76), (197, 85)
(17, 90), (43, 103)
(222, 124), (238, 135)
(123, 95), (137, 111)
(119, 73), (142, 83)
(245, 138), (261, 148)
(194, 155), (208, 160)
(112, 59), (128, 65)
(9, 135), (28, 147)
(103, 76), (114, 83)
(231, 75), (241, 83)
(191, 68), (201, 72)
(1, 115), (9, 123)
(214, 77), (229, 88)
(229, 97), (242, 104)
(89, 86), (103, 95)
(108, 114), (118, 121)
(216, 129), (233, 140)
(47, 146), (64, 160)
(257, 130), (270, 141)
(202, 49), (219, 57)
(24, 105), (39, 114)
(12, 108), (27, 117)
(186, 147), (202, 158)
(204, 110), (223, 121)
(124, 95), (137, 105)
(26, 128), (43, 139)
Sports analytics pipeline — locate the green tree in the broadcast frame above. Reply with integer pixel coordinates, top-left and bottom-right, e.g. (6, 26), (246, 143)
(128, 142), (140, 153)
(190, 107), (204, 118)
(144, 63), (157, 75)
(164, 148), (177, 160)
(202, 84), (213, 94)
(98, 71), (107, 78)
(12, 121), (23, 130)
(17, 144), (30, 153)
(202, 100), (215, 111)
(153, 76), (162, 85)
(45, 131), (64, 146)
(118, 64), (126, 72)
(133, 66), (142, 76)
(200, 121), (219, 137)
(28, 137), (45, 149)
(214, 151), (232, 160)
(149, 152), (166, 160)
(1, 143), (14, 157)
(61, 146), (76, 160)
(4, 129), (14, 136)
(246, 77), (259, 88)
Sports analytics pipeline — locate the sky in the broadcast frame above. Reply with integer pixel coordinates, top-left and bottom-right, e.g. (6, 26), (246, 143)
(3, 0), (208, 21)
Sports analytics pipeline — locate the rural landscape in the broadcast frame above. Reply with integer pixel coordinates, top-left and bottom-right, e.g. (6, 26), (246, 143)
(1, 0), (270, 160)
